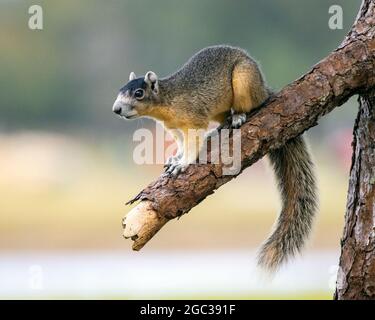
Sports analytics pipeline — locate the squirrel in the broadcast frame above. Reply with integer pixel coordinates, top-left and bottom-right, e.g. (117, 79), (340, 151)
(112, 45), (317, 272)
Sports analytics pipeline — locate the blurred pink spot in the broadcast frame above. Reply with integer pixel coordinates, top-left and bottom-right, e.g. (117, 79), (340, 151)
(329, 129), (353, 171)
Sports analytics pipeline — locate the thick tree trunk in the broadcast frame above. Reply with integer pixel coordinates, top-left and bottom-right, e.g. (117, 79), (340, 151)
(335, 92), (375, 300)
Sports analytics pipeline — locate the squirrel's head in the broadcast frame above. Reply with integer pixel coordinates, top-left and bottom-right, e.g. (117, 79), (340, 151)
(112, 71), (159, 120)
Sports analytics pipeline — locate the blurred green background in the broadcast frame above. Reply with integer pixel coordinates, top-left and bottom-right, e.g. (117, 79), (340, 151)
(0, 0), (361, 299)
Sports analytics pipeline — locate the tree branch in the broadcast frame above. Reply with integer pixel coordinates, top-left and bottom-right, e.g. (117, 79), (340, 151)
(123, 0), (375, 251)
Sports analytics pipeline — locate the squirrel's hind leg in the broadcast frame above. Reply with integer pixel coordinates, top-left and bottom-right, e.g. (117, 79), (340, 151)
(231, 60), (268, 128)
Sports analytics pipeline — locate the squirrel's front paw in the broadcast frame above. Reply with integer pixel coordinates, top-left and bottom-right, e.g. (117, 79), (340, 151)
(165, 161), (188, 176)
(164, 156), (175, 168)
(164, 154), (182, 169)
(231, 113), (247, 128)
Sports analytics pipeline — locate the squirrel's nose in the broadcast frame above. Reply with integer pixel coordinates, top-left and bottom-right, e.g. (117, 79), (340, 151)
(113, 102), (122, 115)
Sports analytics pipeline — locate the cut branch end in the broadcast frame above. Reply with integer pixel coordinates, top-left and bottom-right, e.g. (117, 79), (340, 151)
(123, 200), (168, 251)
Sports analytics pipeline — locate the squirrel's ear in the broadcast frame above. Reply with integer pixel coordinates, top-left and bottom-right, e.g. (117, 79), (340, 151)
(129, 72), (137, 81)
(144, 71), (158, 92)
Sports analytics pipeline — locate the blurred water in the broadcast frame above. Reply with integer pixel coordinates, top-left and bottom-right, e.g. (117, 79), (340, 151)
(0, 250), (339, 299)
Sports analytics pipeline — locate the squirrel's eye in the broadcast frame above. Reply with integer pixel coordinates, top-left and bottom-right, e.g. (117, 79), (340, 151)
(134, 89), (145, 100)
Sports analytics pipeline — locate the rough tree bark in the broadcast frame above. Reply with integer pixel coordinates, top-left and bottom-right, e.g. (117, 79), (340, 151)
(334, 92), (375, 300)
(122, 0), (375, 299)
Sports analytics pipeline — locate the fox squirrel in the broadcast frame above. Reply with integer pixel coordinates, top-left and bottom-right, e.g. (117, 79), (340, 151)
(113, 45), (317, 272)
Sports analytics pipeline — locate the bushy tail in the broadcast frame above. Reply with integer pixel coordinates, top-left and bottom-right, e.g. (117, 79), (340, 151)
(258, 136), (318, 272)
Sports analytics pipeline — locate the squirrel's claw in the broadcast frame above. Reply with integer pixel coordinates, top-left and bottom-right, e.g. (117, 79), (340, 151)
(164, 157), (173, 169)
(231, 112), (247, 128)
(164, 154), (183, 171)
(165, 156), (174, 166)
(165, 161), (187, 176)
